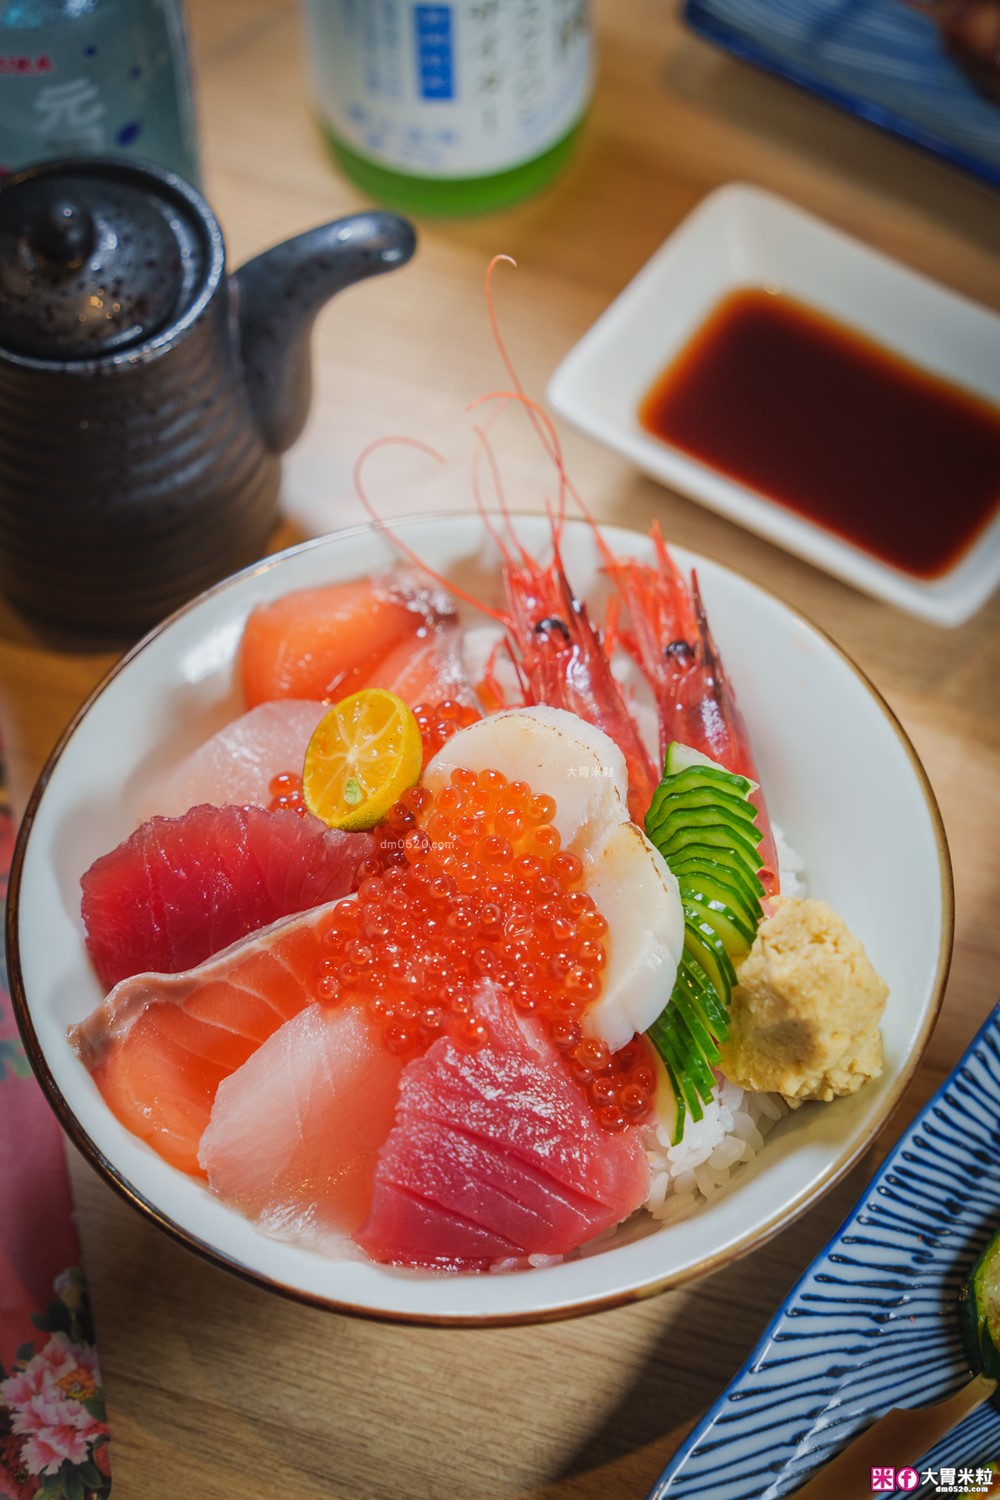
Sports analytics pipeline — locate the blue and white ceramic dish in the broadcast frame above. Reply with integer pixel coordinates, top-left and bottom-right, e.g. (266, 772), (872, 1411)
(684, 0), (1000, 189)
(649, 1001), (1000, 1499)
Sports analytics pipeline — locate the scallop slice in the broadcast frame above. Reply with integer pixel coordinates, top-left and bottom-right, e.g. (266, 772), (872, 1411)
(581, 822), (684, 1052)
(426, 707), (682, 1053)
(425, 705), (628, 856)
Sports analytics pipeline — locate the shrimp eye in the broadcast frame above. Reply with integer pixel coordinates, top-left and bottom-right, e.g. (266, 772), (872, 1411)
(535, 616), (571, 642)
(664, 639), (696, 663)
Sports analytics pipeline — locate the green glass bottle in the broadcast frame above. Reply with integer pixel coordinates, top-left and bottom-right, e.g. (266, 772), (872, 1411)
(301, 1), (592, 217)
(0, 0), (198, 182)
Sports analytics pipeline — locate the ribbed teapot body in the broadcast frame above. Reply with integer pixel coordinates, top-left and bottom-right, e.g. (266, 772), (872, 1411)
(0, 283), (279, 635)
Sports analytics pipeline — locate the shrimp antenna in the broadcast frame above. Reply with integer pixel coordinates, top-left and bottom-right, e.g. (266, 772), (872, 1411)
(469, 387), (624, 571)
(651, 518), (699, 641)
(483, 255), (623, 576)
(470, 422), (518, 568)
(477, 260), (560, 460)
(469, 387), (570, 547)
(484, 254), (551, 462)
(470, 410), (537, 571)
(604, 590), (622, 656)
(353, 435), (509, 626)
(470, 392), (552, 567)
(491, 406), (544, 567)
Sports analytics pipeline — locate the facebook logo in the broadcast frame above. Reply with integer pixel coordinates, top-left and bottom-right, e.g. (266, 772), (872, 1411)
(415, 5), (454, 99)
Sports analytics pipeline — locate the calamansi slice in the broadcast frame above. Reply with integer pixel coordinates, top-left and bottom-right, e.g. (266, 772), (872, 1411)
(303, 689), (423, 831)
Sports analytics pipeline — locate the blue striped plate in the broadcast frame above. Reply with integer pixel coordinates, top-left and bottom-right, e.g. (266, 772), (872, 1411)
(649, 1001), (1000, 1499)
(684, 0), (1000, 189)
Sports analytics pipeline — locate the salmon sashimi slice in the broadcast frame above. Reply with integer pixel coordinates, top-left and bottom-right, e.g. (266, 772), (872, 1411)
(81, 803), (372, 989)
(361, 616), (482, 711)
(240, 569), (463, 708)
(356, 985), (651, 1271)
(138, 700), (328, 822)
(69, 900), (346, 1176)
(199, 1004), (405, 1248)
(240, 574), (420, 707)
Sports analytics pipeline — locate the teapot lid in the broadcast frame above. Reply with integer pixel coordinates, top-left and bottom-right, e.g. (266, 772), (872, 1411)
(0, 158), (213, 362)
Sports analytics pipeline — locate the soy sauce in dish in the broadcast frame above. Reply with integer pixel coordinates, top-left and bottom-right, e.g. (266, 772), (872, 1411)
(639, 288), (1000, 580)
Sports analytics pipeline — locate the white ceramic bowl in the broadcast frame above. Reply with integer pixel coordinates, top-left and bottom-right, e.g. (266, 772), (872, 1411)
(7, 515), (952, 1324)
(548, 184), (1000, 628)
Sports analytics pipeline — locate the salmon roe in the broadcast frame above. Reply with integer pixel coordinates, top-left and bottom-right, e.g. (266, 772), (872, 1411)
(412, 699), (481, 765)
(310, 765), (656, 1132)
(268, 771), (306, 817)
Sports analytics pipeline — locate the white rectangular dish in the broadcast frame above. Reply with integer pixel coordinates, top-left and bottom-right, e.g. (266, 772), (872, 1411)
(547, 184), (1000, 627)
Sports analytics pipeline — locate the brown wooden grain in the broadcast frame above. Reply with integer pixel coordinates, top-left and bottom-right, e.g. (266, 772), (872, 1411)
(1, 0), (998, 1494)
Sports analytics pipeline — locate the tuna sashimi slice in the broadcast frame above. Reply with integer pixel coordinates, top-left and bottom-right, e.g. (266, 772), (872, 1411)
(70, 899), (346, 1176)
(138, 700), (328, 822)
(199, 1004), (405, 1248)
(356, 986), (650, 1271)
(81, 803), (372, 989)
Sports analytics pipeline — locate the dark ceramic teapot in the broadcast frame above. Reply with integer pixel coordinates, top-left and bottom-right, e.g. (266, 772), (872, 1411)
(0, 157), (416, 634)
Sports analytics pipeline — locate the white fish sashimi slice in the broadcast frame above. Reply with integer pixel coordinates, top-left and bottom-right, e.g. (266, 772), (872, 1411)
(581, 823), (683, 1052)
(425, 705), (629, 856)
(139, 700), (327, 822)
(199, 1002), (405, 1249)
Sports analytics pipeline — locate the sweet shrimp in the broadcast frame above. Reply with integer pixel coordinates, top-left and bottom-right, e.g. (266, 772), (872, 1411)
(491, 526), (658, 825)
(353, 254), (774, 849)
(608, 522), (781, 896)
(353, 427), (658, 824)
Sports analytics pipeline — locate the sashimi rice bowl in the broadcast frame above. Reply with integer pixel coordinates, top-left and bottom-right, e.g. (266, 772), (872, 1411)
(9, 515), (951, 1323)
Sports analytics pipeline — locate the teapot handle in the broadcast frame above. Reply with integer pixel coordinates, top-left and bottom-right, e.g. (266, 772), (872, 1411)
(234, 212), (416, 455)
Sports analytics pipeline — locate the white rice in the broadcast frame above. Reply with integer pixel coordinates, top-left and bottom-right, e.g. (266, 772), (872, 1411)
(642, 1076), (787, 1224)
(773, 819), (807, 898)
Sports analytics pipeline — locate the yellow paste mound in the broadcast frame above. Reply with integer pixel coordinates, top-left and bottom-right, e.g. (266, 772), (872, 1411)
(718, 896), (888, 1105)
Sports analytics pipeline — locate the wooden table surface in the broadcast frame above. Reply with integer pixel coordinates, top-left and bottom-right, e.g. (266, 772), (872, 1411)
(2, 1), (999, 1496)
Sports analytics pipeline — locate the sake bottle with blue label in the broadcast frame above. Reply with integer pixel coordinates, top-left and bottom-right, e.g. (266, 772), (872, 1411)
(0, 0), (198, 183)
(301, 0), (592, 215)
